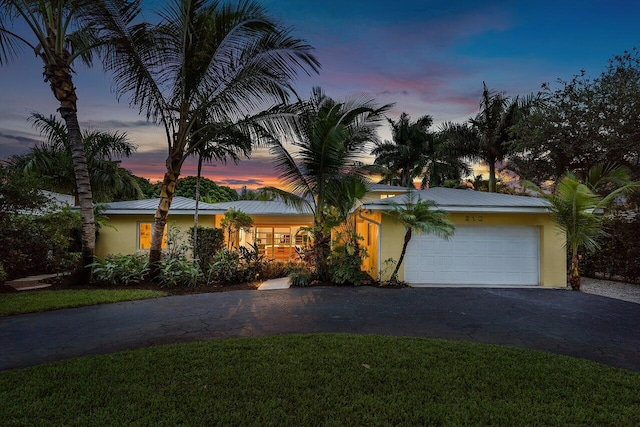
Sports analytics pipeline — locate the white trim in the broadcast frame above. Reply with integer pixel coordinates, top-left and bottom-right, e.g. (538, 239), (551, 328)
(363, 204), (549, 214)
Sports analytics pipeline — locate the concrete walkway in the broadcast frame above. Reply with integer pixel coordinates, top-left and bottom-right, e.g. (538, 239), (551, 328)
(257, 277), (291, 290)
(1, 287), (639, 372)
(5, 274), (57, 291)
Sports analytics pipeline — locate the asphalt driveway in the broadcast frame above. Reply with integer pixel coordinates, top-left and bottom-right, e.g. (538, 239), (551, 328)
(1, 287), (639, 372)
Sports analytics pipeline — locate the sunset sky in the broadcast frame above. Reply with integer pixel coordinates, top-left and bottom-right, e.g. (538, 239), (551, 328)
(1, 0), (638, 188)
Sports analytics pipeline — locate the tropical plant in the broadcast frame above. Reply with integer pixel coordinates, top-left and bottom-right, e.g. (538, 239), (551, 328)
(265, 87), (391, 279)
(524, 165), (639, 290)
(441, 83), (533, 192)
(10, 113), (142, 202)
(372, 112), (469, 189)
(106, 0), (319, 276)
(0, 0), (141, 278)
(155, 255), (202, 288)
(220, 209), (253, 249)
(189, 226), (224, 267)
(90, 253), (149, 286)
(384, 192), (455, 282)
(206, 248), (246, 284)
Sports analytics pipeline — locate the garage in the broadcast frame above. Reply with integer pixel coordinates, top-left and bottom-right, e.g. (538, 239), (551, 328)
(403, 225), (540, 286)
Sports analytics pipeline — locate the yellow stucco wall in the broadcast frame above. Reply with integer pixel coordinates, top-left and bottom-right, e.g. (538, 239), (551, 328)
(378, 211), (566, 287)
(96, 214), (216, 257)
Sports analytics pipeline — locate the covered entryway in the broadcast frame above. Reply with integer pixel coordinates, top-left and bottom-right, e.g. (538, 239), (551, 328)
(404, 225), (540, 286)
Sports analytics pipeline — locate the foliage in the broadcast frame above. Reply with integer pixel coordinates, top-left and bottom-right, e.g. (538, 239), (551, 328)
(265, 87), (391, 279)
(105, 0), (319, 271)
(581, 214), (640, 283)
(2, 335), (639, 425)
(206, 249), (248, 285)
(372, 112), (470, 188)
(165, 224), (190, 259)
(238, 186), (275, 201)
(377, 258), (398, 284)
(189, 226), (224, 267)
(511, 49), (640, 183)
(9, 113), (142, 202)
(155, 256), (202, 288)
(328, 229), (368, 286)
(261, 261), (302, 281)
(173, 176), (238, 202)
(133, 176), (160, 198)
(220, 209), (254, 249)
(0, 289), (166, 317)
(0, 263), (6, 285)
(288, 265), (317, 287)
(0, 164), (47, 215)
(524, 166), (638, 290)
(238, 243), (266, 282)
(90, 253), (149, 286)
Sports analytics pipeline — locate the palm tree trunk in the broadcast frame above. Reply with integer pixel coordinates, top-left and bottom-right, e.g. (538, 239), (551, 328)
(488, 161), (497, 193)
(193, 155), (203, 256)
(391, 228), (412, 282)
(569, 252), (581, 291)
(45, 61), (95, 282)
(149, 162), (180, 277)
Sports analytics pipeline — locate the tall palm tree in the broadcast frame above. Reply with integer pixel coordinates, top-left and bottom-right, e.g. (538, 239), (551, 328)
(106, 0), (319, 273)
(372, 112), (470, 189)
(264, 87), (391, 278)
(385, 192), (454, 282)
(525, 165), (638, 290)
(10, 113), (142, 203)
(0, 0), (141, 276)
(441, 83), (532, 192)
(188, 119), (251, 250)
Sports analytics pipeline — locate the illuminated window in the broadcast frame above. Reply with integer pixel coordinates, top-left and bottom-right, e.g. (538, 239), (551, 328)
(138, 222), (167, 250)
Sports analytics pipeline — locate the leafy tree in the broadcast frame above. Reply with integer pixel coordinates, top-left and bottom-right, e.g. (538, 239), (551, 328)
(238, 186), (275, 201)
(442, 83), (532, 192)
(107, 0), (319, 275)
(0, 0), (140, 277)
(10, 113), (142, 202)
(265, 87), (391, 279)
(372, 112), (469, 188)
(220, 209), (253, 249)
(173, 177), (238, 202)
(511, 49), (640, 184)
(524, 165), (639, 290)
(384, 192), (454, 283)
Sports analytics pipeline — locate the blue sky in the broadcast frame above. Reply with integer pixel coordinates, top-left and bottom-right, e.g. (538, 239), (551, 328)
(0, 0), (638, 187)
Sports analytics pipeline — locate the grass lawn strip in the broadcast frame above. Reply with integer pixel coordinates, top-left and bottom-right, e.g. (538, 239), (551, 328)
(0, 289), (167, 316)
(1, 334), (638, 425)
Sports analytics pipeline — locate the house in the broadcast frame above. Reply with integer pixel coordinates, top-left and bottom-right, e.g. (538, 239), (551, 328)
(358, 187), (566, 287)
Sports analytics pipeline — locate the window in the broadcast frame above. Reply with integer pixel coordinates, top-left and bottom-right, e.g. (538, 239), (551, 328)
(138, 222), (167, 250)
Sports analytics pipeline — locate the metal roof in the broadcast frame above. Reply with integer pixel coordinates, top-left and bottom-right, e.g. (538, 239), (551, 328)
(100, 196), (225, 215)
(362, 187), (550, 213)
(206, 200), (313, 216)
(366, 183), (411, 193)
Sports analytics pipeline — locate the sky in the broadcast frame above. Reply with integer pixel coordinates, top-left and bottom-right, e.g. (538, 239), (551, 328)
(1, 0), (639, 188)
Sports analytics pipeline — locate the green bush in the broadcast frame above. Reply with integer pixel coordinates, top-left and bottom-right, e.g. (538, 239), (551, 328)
(206, 249), (248, 285)
(90, 253), (149, 286)
(0, 263), (6, 285)
(261, 261), (301, 280)
(155, 256), (202, 288)
(288, 265), (316, 287)
(581, 214), (640, 283)
(328, 231), (368, 286)
(189, 226), (224, 267)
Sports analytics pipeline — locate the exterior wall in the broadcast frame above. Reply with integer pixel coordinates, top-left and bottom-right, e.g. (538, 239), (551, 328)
(96, 214), (216, 257)
(378, 211), (566, 287)
(355, 210), (382, 279)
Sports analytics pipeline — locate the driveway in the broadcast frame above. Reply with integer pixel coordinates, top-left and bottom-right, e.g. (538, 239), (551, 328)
(1, 287), (639, 372)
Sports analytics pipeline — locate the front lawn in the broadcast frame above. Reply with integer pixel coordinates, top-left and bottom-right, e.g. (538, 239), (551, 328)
(0, 289), (167, 316)
(1, 334), (638, 425)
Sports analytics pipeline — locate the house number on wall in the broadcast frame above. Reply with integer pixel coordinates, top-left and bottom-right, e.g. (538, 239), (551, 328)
(465, 215), (483, 222)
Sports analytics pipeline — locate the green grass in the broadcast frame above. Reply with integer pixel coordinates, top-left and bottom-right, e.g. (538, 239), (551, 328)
(0, 289), (167, 316)
(1, 335), (638, 426)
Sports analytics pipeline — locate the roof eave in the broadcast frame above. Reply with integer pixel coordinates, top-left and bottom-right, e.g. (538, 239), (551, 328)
(361, 204), (550, 214)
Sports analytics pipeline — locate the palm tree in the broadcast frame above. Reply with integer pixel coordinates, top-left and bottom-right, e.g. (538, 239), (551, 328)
(0, 0), (140, 276)
(188, 120), (251, 251)
(372, 113), (469, 189)
(264, 87), (391, 278)
(384, 192), (454, 282)
(10, 113), (142, 203)
(525, 165), (639, 290)
(106, 0), (319, 273)
(441, 83), (532, 192)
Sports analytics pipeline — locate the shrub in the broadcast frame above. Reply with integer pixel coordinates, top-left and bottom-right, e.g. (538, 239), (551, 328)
(90, 253), (149, 286)
(328, 230), (368, 286)
(581, 213), (640, 283)
(261, 261), (301, 280)
(0, 263), (6, 285)
(155, 255), (202, 288)
(189, 226), (224, 266)
(206, 249), (248, 285)
(288, 265), (316, 287)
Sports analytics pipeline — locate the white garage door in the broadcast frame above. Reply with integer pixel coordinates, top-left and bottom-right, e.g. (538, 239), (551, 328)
(403, 225), (539, 286)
